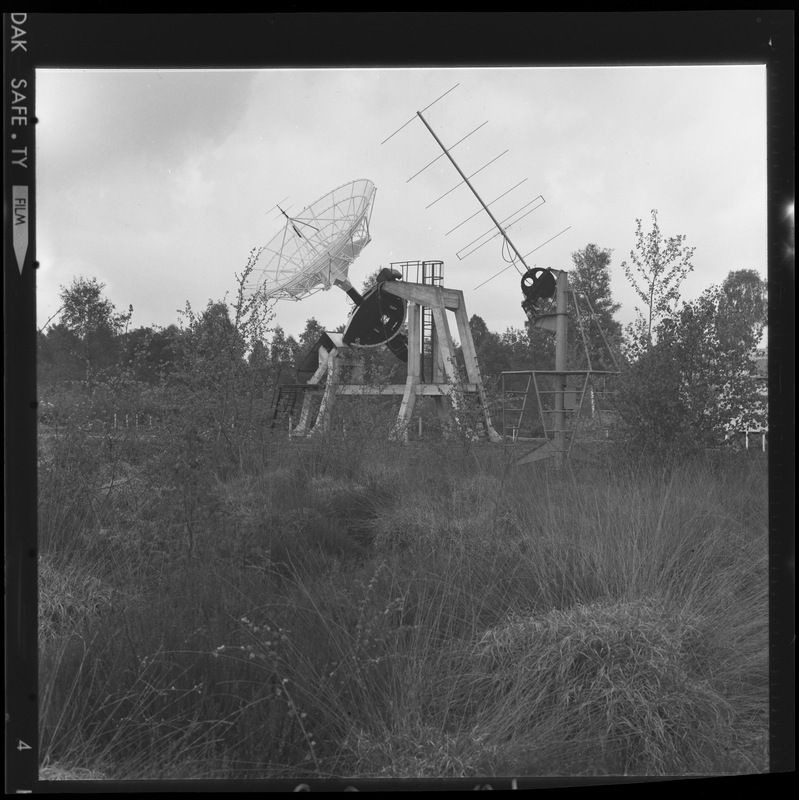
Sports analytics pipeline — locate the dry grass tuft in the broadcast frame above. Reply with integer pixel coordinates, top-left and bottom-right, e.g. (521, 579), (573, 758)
(342, 721), (487, 779)
(39, 762), (108, 781)
(38, 556), (123, 651)
(454, 598), (748, 775)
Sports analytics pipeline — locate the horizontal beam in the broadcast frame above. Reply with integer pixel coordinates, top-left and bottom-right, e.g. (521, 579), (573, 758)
(381, 281), (462, 311)
(334, 383), (479, 396)
(501, 370), (620, 376)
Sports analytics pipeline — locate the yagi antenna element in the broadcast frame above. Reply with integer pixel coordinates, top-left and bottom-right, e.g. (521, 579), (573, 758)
(406, 120), (489, 184)
(473, 225), (573, 291)
(383, 87), (569, 291)
(456, 195), (546, 261)
(416, 110), (533, 278)
(445, 179), (528, 236)
(381, 83), (460, 146)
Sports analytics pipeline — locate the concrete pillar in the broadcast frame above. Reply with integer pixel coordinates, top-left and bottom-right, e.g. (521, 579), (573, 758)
(553, 271), (569, 466)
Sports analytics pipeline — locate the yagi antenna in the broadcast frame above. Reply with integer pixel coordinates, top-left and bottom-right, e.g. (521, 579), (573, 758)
(406, 120), (489, 183)
(456, 195), (546, 260)
(425, 148), (509, 209)
(381, 83), (460, 145)
(416, 109), (533, 277)
(445, 179), (528, 236)
(383, 86), (569, 289)
(473, 226), (572, 291)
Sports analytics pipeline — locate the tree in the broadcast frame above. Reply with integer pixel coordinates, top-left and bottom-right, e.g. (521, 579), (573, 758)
(616, 280), (766, 455)
(615, 334), (689, 456)
(170, 298), (261, 446)
(621, 210), (695, 350)
(60, 276), (130, 340)
(268, 326), (300, 379)
(569, 244), (622, 368)
(246, 340), (271, 400)
(674, 285), (766, 437)
(188, 302), (245, 361)
(466, 315), (555, 381)
(57, 276), (132, 376)
(119, 326), (157, 382)
(469, 315), (491, 350)
(149, 325), (185, 376)
(468, 315), (510, 381)
(37, 324), (84, 386)
(248, 339), (269, 369)
(501, 325), (554, 372)
(298, 317), (327, 356)
(120, 324), (185, 383)
(716, 269), (767, 352)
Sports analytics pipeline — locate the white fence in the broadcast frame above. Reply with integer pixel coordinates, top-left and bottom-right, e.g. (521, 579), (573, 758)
(724, 429), (768, 451)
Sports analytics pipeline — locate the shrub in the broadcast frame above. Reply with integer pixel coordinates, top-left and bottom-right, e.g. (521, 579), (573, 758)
(38, 398), (768, 780)
(455, 599), (738, 775)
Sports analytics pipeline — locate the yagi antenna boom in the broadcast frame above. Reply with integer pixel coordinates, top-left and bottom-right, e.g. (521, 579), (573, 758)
(445, 179), (529, 236)
(456, 195), (546, 259)
(407, 120), (488, 183)
(382, 92), (569, 291)
(473, 226), (572, 291)
(425, 149), (509, 209)
(416, 110), (531, 275)
(381, 83), (460, 146)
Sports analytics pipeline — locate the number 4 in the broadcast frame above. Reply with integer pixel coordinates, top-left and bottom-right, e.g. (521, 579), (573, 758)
(17, 740), (32, 751)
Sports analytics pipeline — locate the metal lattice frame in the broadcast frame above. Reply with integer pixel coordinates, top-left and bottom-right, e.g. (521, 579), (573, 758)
(500, 369), (620, 460)
(501, 271), (622, 465)
(249, 179), (376, 301)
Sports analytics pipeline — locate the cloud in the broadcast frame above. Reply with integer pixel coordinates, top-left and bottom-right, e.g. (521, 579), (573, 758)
(35, 66), (767, 346)
(37, 69), (256, 183)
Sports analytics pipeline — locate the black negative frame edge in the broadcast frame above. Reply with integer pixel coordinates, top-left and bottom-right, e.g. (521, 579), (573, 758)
(3, 11), (794, 793)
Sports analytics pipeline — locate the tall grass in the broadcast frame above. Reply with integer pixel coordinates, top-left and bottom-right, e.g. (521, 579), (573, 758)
(38, 390), (768, 780)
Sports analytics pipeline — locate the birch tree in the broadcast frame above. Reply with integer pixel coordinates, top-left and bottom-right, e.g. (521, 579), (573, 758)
(621, 210), (695, 350)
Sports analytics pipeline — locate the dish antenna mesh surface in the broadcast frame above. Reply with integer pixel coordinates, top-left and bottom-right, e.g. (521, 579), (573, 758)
(249, 179), (376, 301)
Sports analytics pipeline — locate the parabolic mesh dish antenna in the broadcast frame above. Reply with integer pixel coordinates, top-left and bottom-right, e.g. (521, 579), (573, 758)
(249, 179), (376, 301)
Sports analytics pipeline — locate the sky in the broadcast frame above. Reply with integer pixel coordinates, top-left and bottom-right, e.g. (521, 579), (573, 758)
(35, 65), (769, 347)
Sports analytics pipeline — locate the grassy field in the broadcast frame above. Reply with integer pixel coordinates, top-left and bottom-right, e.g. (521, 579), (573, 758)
(37, 392), (769, 780)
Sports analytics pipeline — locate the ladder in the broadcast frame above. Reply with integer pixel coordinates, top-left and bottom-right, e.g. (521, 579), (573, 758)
(421, 261), (443, 382)
(421, 305), (434, 382)
(270, 383), (319, 430)
(530, 371), (591, 456)
(392, 260), (444, 383)
(501, 372), (535, 442)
